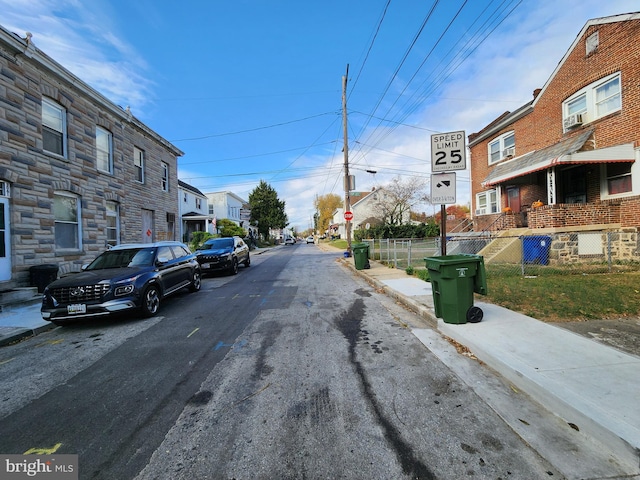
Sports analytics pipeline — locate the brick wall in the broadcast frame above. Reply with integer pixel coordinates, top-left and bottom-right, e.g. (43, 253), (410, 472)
(470, 16), (640, 229)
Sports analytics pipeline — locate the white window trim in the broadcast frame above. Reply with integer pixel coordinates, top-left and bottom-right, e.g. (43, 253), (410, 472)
(42, 97), (67, 158)
(96, 126), (113, 174)
(487, 131), (515, 165)
(161, 162), (169, 192)
(134, 147), (145, 183)
(475, 189), (498, 216)
(599, 162), (638, 200)
(563, 72), (621, 131)
(106, 201), (120, 247)
(54, 191), (82, 251)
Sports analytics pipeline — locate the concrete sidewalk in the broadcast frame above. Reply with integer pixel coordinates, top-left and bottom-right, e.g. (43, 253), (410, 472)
(0, 301), (52, 347)
(346, 257), (640, 478)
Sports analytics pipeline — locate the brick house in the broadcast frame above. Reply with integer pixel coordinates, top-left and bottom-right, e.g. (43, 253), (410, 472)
(0, 25), (183, 290)
(469, 12), (640, 237)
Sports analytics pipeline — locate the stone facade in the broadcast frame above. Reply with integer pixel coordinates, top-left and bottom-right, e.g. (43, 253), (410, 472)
(0, 26), (182, 288)
(548, 229), (639, 265)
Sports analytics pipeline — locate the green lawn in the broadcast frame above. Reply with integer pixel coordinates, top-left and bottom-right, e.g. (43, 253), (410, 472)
(414, 268), (640, 322)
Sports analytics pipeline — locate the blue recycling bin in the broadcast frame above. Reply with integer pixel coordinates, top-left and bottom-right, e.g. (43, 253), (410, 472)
(522, 236), (552, 265)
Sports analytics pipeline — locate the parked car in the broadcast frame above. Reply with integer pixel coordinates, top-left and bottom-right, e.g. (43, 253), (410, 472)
(196, 236), (250, 275)
(284, 237), (295, 245)
(306, 236), (315, 244)
(41, 241), (201, 325)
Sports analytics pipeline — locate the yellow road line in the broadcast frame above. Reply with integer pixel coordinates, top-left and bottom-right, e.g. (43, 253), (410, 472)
(187, 328), (200, 338)
(24, 443), (62, 455)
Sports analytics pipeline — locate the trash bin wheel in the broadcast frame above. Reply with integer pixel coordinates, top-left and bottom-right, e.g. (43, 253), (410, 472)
(467, 306), (483, 323)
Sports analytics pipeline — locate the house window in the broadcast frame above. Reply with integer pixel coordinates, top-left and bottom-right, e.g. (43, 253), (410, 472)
(488, 132), (515, 164)
(595, 76), (621, 117)
(196, 198), (202, 210)
(96, 126), (113, 174)
(475, 190), (498, 215)
(106, 201), (120, 246)
(183, 192), (187, 202)
(563, 72), (621, 131)
(42, 98), (66, 157)
(134, 147), (145, 183)
(606, 163), (632, 195)
(161, 162), (169, 192)
(208, 205), (214, 215)
(567, 94), (587, 116)
(54, 192), (81, 250)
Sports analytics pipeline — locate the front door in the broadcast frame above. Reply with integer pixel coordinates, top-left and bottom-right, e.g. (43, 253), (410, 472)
(507, 187), (521, 213)
(142, 209), (154, 244)
(0, 194), (11, 281)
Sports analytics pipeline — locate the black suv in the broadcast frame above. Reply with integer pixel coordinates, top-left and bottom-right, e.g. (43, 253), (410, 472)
(196, 236), (250, 275)
(41, 241), (201, 324)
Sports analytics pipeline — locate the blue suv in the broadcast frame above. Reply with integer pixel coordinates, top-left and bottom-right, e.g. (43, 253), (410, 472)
(41, 241), (201, 325)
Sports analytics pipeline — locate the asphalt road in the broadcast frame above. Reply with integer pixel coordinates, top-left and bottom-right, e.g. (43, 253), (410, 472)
(0, 245), (562, 479)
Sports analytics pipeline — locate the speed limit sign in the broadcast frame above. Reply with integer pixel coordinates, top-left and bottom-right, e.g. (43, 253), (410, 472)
(431, 131), (466, 172)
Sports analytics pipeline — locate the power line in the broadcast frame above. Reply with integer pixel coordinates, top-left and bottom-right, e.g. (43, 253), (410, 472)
(171, 111), (338, 142)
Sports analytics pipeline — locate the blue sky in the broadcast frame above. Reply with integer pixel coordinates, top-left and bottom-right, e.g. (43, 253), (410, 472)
(1, 0), (638, 231)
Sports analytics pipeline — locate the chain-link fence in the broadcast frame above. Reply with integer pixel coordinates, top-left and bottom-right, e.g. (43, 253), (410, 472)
(364, 230), (640, 276)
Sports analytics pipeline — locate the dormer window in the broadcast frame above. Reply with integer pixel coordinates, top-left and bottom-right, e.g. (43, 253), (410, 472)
(488, 131), (515, 165)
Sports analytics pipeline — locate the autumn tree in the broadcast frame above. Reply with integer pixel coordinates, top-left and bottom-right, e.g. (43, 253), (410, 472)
(314, 193), (342, 234)
(434, 204), (471, 222)
(249, 180), (288, 239)
(373, 177), (428, 225)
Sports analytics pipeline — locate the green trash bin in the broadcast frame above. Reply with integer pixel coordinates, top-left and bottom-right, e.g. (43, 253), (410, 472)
(424, 254), (487, 324)
(352, 242), (370, 270)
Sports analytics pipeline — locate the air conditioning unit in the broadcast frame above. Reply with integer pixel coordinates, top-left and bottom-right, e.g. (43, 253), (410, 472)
(502, 147), (515, 158)
(563, 113), (583, 130)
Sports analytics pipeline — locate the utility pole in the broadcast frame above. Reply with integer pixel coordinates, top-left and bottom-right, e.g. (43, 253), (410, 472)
(342, 64), (352, 255)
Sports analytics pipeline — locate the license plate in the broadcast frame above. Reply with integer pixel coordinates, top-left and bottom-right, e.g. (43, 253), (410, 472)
(67, 304), (87, 314)
(202, 263), (211, 269)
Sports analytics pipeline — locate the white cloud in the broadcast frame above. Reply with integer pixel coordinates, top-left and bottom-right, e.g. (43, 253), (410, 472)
(0, 0), (152, 114)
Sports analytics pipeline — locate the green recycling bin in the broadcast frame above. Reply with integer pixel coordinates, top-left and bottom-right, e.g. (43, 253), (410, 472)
(425, 254), (487, 324)
(352, 242), (371, 270)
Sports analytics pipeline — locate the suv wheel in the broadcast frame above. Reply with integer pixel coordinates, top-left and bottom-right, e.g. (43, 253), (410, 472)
(189, 270), (202, 292)
(244, 254), (251, 267)
(229, 258), (239, 275)
(141, 285), (161, 317)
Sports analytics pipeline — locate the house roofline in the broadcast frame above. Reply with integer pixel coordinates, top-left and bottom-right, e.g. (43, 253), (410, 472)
(468, 12), (640, 148)
(531, 12), (640, 111)
(468, 103), (533, 147)
(0, 24), (184, 157)
(178, 180), (206, 197)
(205, 191), (248, 204)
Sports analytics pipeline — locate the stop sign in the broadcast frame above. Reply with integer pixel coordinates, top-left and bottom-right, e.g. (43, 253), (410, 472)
(344, 211), (353, 221)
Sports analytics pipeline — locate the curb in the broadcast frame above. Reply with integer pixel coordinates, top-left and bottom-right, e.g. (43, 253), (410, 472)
(0, 323), (56, 347)
(339, 257), (438, 328)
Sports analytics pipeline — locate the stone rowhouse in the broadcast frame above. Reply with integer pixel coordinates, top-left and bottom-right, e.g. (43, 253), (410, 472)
(0, 25), (183, 289)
